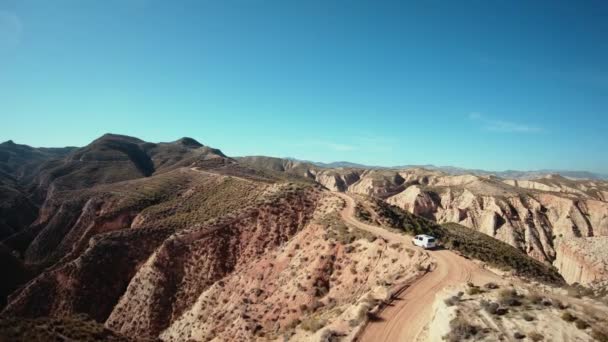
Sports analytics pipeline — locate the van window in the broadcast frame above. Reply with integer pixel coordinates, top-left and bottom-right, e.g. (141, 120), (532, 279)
(427, 238), (435, 243)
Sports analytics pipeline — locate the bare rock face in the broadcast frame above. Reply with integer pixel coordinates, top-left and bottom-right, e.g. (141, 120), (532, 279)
(333, 169), (608, 285)
(386, 185), (438, 219)
(554, 237), (608, 285)
(104, 188), (320, 339)
(314, 169), (362, 192)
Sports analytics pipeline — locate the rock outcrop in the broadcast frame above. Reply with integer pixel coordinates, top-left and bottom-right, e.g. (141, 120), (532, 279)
(330, 169), (608, 285)
(554, 237), (608, 285)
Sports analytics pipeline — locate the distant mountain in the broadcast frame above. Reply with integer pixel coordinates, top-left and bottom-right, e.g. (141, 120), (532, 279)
(2, 134), (608, 342)
(285, 157), (608, 180)
(312, 161), (383, 169)
(417, 166), (608, 181)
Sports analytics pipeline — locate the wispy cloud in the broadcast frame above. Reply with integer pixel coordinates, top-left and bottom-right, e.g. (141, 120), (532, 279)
(468, 112), (542, 133)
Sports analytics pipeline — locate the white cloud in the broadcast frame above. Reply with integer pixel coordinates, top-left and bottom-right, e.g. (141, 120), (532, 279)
(469, 112), (541, 133)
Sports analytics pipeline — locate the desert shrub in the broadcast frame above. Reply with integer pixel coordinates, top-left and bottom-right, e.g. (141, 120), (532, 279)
(522, 313), (535, 322)
(567, 283), (595, 298)
(529, 332), (544, 341)
(484, 282), (499, 290)
(354, 204), (373, 223)
(480, 300), (499, 315)
(444, 296), (460, 307)
(300, 317), (325, 332)
(444, 317), (480, 342)
(561, 312), (577, 322)
(552, 299), (568, 310)
(319, 329), (341, 342)
(592, 329), (608, 342)
(498, 289), (522, 306)
(527, 292), (544, 305)
(467, 286), (483, 296)
(575, 319), (589, 330)
(514, 332), (526, 339)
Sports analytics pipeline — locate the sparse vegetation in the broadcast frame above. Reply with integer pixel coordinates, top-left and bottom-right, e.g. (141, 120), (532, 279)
(480, 300), (499, 315)
(323, 213), (375, 244)
(567, 283), (597, 299)
(484, 282), (499, 290)
(522, 312), (535, 321)
(528, 332), (544, 341)
(526, 292), (544, 305)
(300, 317), (326, 332)
(561, 312), (577, 322)
(467, 286), (483, 296)
(359, 197), (565, 285)
(592, 328), (608, 342)
(0, 315), (134, 341)
(575, 319), (589, 330)
(444, 316), (480, 342)
(444, 295), (461, 307)
(498, 289), (522, 306)
(514, 332), (526, 339)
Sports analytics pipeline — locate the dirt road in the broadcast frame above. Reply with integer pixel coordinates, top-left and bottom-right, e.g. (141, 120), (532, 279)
(334, 192), (500, 342)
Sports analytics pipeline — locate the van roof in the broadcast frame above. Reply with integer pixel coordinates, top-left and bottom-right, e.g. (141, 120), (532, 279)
(416, 234), (436, 239)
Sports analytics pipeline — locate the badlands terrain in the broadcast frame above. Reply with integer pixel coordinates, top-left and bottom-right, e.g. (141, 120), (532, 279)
(1, 134), (607, 341)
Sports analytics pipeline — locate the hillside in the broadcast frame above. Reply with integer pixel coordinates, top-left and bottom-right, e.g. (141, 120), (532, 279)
(1, 136), (606, 342)
(232, 157), (608, 287)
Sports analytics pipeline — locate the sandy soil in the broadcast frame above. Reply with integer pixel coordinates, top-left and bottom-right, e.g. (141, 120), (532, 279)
(334, 192), (501, 342)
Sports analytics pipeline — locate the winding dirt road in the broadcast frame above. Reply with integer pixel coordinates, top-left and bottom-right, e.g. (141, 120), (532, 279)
(334, 193), (500, 342)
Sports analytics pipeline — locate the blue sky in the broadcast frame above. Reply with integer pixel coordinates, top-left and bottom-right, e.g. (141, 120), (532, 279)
(1, 0), (607, 173)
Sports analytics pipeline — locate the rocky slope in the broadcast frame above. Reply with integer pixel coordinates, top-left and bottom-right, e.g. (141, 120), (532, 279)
(241, 159), (608, 285)
(554, 237), (608, 285)
(428, 281), (608, 342)
(2, 137), (607, 341)
(1, 134), (435, 341)
(372, 170), (607, 284)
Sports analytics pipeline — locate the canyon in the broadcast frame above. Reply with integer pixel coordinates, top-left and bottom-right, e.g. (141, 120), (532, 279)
(1, 137), (607, 341)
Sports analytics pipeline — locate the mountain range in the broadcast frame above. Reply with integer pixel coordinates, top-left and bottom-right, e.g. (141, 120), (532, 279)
(1, 134), (607, 341)
(285, 158), (608, 180)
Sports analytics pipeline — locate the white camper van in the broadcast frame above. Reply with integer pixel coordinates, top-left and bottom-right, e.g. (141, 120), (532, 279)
(412, 234), (437, 249)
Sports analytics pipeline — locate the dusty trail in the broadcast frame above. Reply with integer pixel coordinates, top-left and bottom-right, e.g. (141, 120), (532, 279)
(334, 192), (500, 342)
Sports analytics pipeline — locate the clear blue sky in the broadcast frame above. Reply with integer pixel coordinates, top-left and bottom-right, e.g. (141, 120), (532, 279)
(1, 1), (607, 173)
